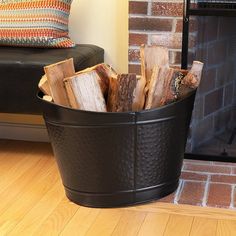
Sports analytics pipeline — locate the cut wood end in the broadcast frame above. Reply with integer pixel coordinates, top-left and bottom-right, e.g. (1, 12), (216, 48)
(43, 57), (76, 106)
(38, 75), (52, 96)
(64, 71), (107, 112)
(193, 61), (204, 65)
(44, 58), (74, 70)
(43, 95), (53, 102)
(75, 63), (117, 96)
(38, 75), (47, 86)
(140, 44), (170, 90)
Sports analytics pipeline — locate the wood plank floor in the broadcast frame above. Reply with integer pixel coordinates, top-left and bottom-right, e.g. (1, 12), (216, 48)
(1, 140), (236, 236)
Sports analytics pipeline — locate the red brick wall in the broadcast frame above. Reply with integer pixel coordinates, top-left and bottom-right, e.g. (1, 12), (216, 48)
(129, 0), (187, 74)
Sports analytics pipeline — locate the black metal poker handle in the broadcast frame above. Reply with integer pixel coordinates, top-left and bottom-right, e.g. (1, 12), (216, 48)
(181, 0), (190, 69)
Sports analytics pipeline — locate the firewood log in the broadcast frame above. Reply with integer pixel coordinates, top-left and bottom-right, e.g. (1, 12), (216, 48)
(140, 44), (169, 91)
(179, 61), (204, 98)
(44, 58), (75, 106)
(64, 71), (107, 112)
(160, 69), (189, 106)
(145, 66), (175, 109)
(182, 61), (204, 88)
(38, 75), (51, 96)
(132, 75), (146, 111)
(77, 63), (117, 97)
(166, 69), (188, 101)
(107, 74), (137, 112)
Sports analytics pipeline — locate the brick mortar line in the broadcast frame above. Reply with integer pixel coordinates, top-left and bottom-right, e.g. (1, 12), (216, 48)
(132, 32), (184, 36)
(147, 34), (151, 45)
(129, 31), (197, 37)
(182, 170), (236, 176)
(182, 179), (235, 185)
(129, 14), (182, 20)
(129, 30), (178, 34)
(231, 165), (234, 175)
(147, 0), (152, 16)
(129, 62), (141, 65)
(202, 175), (210, 207)
(129, 61), (141, 64)
(172, 18), (177, 33)
(180, 179), (206, 183)
(129, 62), (182, 67)
(129, 46), (141, 50)
(129, 46), (183, 52)
(174, 180), (184, 204)
(230, 185), (235, 209)
(183, 161), (213, 165)
(129, 31), (175, 35)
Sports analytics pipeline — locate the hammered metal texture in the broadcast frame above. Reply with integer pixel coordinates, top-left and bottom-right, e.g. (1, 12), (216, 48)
(135, 117), (188, 189)
(46, 123), (135, 193)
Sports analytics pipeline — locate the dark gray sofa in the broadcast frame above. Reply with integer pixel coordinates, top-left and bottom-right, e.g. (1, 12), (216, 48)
(0, 44), (104, 114)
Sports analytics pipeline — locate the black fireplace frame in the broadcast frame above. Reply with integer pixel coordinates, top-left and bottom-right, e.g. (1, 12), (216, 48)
(182, 0), (236, 162)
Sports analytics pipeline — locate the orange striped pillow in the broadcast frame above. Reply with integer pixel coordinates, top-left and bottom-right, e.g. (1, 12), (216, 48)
(0, 0), (75, 48)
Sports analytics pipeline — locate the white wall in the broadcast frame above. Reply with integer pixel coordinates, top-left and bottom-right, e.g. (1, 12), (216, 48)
(69, 0), (128, 73)
(0, 0), (129, 131)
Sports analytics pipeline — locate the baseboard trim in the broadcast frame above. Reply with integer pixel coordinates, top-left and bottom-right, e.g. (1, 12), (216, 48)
(0, 122), (49, 142)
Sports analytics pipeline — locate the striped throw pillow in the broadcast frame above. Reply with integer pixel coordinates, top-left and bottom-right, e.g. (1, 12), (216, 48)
(0, 0), (75, 48)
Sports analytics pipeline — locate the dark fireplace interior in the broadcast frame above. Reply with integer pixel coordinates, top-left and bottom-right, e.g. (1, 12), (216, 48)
(183, 1), (236, 159)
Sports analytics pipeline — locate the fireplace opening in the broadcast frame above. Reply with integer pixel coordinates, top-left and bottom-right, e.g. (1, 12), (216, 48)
(182, 1), (236, 160)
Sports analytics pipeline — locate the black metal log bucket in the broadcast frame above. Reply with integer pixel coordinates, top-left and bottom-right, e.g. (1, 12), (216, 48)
(38, 92), (196, 208)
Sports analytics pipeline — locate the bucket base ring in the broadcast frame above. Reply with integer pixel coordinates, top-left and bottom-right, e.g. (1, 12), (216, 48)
(64, 180), (179, 208)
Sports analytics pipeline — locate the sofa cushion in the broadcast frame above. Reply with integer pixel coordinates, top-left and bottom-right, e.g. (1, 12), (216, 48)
(0, 0), (75, 48)
(0, 44), (104, 114)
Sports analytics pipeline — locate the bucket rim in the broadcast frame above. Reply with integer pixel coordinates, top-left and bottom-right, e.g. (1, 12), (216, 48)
(37, 90), (196, 115)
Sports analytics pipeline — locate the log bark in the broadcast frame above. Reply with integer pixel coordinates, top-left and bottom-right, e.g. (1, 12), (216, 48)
(160, 69), (186, 106)
(168, 69), (188, 100)
(107, 74), (137, 112)
(64, 71), (107, 112)
(44, 58), (75, 106)
(38, 75), (51, 96)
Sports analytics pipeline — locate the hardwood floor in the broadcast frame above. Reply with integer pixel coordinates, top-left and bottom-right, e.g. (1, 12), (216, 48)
(1, 140), (236, 236)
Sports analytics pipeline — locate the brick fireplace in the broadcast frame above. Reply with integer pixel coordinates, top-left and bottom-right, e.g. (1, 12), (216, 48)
(129, 0), (186, 74)
(129, 0), (236, 158)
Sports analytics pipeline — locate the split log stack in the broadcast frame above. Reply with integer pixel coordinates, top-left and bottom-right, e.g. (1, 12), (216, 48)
(38, 45), (204, 113)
